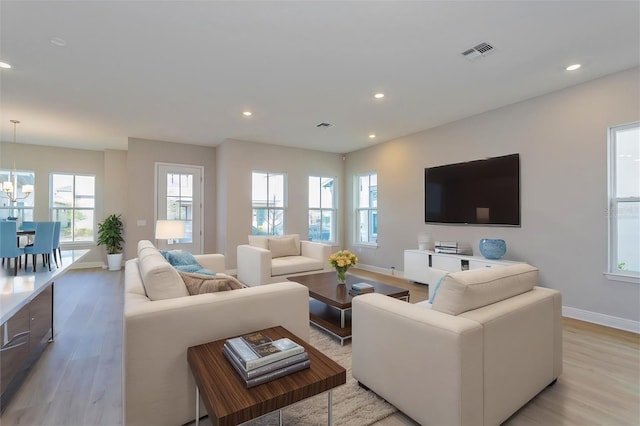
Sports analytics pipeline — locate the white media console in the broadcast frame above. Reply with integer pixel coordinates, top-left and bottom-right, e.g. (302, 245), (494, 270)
(404, 249), (522, 285)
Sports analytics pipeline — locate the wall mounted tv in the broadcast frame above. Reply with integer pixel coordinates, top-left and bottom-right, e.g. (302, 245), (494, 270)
(424, 153), (520, 226)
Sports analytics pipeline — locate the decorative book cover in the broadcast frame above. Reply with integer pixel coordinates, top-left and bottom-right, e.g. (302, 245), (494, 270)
(241, 331), (272, 347)
(223, 344), (309, 380)
(224, 347), (311, 388)
(350, 282), (375, 295)
(226, 337), (306, 370)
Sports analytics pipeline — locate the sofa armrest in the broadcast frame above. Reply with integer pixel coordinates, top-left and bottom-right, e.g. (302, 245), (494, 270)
(352, 294), (483, 426)
(301, 241), (332, 268)
(124, 281), (309, 426)
(237, 244), (272, 286)
(193, 253), (226, 273)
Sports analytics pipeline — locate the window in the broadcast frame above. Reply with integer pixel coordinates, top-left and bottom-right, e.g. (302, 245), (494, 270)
(356, 172), (377, 244)
(51, 173), (96, 243)
(608, 122), (640, 278)
(0, 170), (34, 222)
(308, 176), (336, 243)
(252, 172), (285, 235)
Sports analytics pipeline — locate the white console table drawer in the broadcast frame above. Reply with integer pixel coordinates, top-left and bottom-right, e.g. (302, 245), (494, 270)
(431, 255), (462, 272)
(469, 259), (501, 269)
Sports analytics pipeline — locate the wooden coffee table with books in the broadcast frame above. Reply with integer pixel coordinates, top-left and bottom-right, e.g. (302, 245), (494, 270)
(287, 272), (410, 345)
(187, 326), (346, 426)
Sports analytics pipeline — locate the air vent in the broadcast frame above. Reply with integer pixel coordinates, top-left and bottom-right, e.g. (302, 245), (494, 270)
(315, 122), (333, 128)
(461, 42), (495, 61)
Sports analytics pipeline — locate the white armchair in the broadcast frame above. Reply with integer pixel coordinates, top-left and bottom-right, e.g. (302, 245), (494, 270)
(352, 264), (562, 426)
(237, 234), (332, 286)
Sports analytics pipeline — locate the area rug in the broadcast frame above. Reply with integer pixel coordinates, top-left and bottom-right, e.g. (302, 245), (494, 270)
(197, 327), (397, 426)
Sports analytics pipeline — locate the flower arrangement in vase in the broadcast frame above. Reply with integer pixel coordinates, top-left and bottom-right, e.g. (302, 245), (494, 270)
(328, 250), (358, 284)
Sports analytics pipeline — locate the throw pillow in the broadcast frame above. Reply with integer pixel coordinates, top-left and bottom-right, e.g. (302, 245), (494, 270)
(268, 237), (299, 258)
(178, 271), (246, 295)
(165, 250), (198, 266)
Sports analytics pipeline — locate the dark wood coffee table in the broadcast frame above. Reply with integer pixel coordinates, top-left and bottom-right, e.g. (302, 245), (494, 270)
(288, 272), (410, 345)
(187, 326), (346, 426)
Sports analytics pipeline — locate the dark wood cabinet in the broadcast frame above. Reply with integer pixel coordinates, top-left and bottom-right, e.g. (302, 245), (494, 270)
(0, 304), (31, 396)
(1, 283), (54, 411)
(29, 285), (53, 354)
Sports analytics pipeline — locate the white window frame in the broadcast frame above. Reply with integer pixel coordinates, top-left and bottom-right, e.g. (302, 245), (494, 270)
(50, 173), (96, 244)
(308, 176), (337, 244)
(356, 172), (378, 246)
(605, 122), (640, 284)
(251, 171), (286, 236)
(0, 169), (35, 223)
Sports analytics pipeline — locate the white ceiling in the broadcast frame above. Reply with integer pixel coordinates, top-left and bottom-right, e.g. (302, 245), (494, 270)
(1, 1), (639, 154)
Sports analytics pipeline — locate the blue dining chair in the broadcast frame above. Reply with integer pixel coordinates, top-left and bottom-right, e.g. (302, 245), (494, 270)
(24, 222), (55, 272)
(21, 221), (37, 231)
(52, 221), (62, 267)
(1, 220), (25, 275)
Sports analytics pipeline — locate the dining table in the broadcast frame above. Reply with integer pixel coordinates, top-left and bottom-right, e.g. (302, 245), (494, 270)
(16, 229), (35, 246)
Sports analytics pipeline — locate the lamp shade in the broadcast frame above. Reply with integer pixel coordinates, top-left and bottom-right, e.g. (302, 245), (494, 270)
(155, 220), (186, 240)
(22, 184), (34, 194)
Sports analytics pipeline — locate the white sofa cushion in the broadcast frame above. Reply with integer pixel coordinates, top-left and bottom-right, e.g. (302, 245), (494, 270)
(137, 243), (189, 301)
(247, 235), (269, 249)
(248, 234), (301, 252)
(432, 263), (538, 315)
(271, 256), (324, 276)
(268, 236), (300, 258)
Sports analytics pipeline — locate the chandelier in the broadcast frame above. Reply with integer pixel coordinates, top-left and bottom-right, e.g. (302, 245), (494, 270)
(2, 120), (33, 203)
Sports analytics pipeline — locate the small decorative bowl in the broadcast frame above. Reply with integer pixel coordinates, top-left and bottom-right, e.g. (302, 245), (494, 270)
(479, 239), (506, 259)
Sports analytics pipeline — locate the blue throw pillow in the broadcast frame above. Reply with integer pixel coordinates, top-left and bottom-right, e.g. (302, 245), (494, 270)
(163, 250), (216, 275)
(429, 274), (447, 304)
(166, 250), (198, 266)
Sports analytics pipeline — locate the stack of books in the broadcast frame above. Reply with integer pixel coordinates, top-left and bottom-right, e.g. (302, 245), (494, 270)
(349, 282), (375, 296)
(223, 332), (310, 388)
(434, 241), (472, 255)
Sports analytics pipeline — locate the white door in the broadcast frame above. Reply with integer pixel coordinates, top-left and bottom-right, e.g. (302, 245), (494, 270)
(156, 163), (203, 253)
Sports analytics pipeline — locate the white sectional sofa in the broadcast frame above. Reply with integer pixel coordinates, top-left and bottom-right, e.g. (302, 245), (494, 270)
(236, 234), (332, 286)
(352, 264), (562, 426)
(123, 240), (310, 426)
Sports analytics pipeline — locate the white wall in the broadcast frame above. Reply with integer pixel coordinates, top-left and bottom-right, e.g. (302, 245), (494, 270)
(126, 137), (216, 260)
(345, 67), (640, 324)
(216, 139), (343, 268)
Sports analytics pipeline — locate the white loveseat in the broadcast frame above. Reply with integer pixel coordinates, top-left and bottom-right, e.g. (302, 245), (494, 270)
(124, 240), (310, 426)
(236, 234), (332, 286)
(352, 264), (562, 426)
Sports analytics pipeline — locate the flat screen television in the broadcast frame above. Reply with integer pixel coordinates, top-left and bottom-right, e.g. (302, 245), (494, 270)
(425, 153), (520, 226)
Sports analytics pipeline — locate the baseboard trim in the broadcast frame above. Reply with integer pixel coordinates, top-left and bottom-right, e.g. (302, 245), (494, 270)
(562, 306), (639, 334)
(70, 261), (105, 270)
(357, 263), (404, 279)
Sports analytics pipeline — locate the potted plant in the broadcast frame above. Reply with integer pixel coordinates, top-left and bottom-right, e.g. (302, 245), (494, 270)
(97, 213), (125, 271)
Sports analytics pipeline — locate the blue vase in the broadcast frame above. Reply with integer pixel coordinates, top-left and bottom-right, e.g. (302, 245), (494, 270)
(479, 239), (506, 259)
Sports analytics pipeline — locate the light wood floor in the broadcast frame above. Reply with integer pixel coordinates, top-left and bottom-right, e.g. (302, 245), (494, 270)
(1, 268), (638, 426)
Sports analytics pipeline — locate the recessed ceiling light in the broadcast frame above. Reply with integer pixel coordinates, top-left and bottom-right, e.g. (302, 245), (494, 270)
(242, 111), (252, 116)
(374, 93), (385, 99)
(50, 37), (66, 47)
(566, 64), (581, 71)
(0, 62), (11, 69)
(369, 134), (376, 139)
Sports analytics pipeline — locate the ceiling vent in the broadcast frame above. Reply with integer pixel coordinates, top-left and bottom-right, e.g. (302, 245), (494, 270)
(315, 122), (334, 128)
(461, 42), (495, 61)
